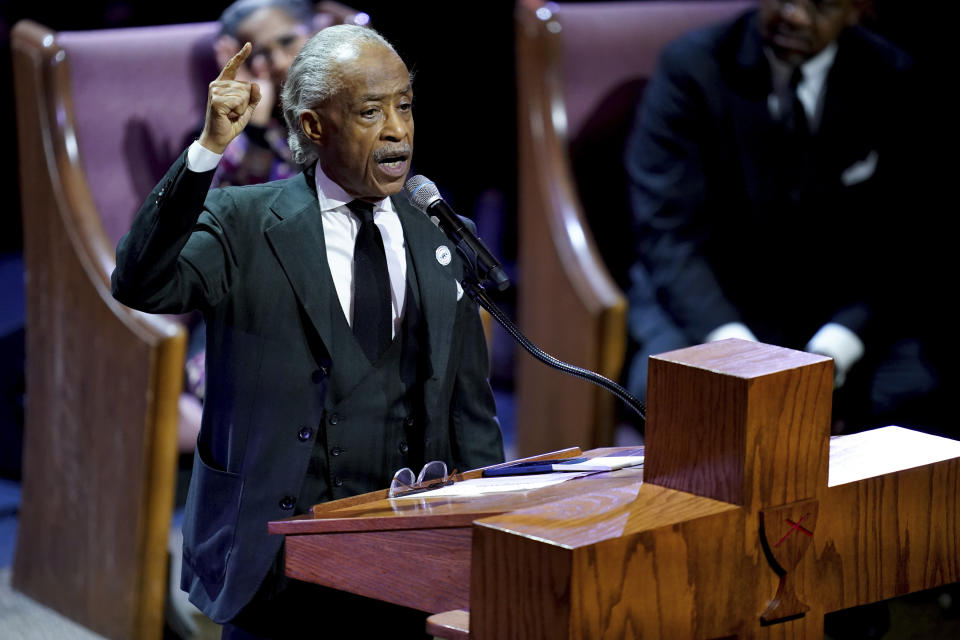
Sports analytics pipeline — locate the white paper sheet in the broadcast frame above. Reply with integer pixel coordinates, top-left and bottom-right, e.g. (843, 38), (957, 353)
(389, 471), (590, 499)
(829, 426), (960, 487)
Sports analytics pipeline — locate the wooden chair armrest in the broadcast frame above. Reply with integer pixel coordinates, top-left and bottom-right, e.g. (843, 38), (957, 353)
(12, 20), (186, 639)
(514, 2), (626, 456)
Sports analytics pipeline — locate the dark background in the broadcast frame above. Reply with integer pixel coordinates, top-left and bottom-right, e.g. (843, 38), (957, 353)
(0, 0), (946, 254)
(0, 0), (949, 480)
(0, 0), (519, 255)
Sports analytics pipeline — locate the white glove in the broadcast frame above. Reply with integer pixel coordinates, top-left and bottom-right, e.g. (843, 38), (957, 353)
(705, 322), (758, 343)
(805, 323), (864, 389)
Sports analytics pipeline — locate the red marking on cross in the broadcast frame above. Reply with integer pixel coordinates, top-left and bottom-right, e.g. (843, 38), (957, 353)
(774, 513), (813, 547)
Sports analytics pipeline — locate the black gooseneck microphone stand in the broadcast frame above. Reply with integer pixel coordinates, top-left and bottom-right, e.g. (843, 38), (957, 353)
(460, 275), (646, 424)
(404, 174), (645, 422)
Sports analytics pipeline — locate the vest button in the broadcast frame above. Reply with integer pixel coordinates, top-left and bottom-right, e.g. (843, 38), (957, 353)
(398, 441), (409, 454)
(279, 496), (295, 510)
(331, 446), (342, 456)
(333, 476), (343, 487)
(297, 426), (312, 442)
(404, 416), (415, 428)
(329, 413), (340, 425)
(311, 366), (330, 383)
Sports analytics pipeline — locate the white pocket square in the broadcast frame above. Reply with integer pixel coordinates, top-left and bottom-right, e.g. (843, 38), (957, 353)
(455, 280), (464, 301)
(841, 150), (878, 186)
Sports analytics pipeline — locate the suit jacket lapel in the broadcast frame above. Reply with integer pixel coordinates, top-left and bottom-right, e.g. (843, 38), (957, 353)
(263, 173), (361, 387)
(266, 182), (460, 405)
(394, 196), (458, 412)
(816, 29), (874, 176)
(730, 15), (782, 211)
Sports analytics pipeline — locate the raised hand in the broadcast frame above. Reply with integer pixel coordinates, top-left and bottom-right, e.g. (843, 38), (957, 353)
(213, 35), (274, 127)
(198, 43), (263, 154)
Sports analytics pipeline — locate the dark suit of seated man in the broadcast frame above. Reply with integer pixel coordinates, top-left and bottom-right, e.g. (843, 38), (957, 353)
(112, 25), (504, 639)
(624, 0), (945, 438)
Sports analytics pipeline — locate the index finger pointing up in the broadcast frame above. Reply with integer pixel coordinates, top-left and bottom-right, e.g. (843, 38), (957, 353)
(217, 42), (252, 81)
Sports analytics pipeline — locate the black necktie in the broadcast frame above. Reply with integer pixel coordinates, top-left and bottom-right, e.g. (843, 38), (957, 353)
(786, 66), (809, 138)
(783, 67), (810, 203)
(348, 200), (392, 363)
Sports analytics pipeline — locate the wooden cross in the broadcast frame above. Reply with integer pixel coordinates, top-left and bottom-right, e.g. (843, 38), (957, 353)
(272, 339), (960, 639)
(470, 339), (960, 638)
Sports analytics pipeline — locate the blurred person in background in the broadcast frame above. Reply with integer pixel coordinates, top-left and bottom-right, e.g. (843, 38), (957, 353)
(624, 0), (945, 445)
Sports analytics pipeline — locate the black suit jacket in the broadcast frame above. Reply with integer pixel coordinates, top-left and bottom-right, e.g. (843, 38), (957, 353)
(112, 151), (503, 622)
(626, 10), (917, 350)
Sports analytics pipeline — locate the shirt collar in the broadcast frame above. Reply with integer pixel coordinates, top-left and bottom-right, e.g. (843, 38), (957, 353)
(799, 41), (838, 96)
(766, 41), (838, 94)
(313, 160), (394, 215)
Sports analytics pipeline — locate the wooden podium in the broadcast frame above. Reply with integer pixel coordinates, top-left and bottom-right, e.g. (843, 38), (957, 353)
(269, 339), (960, 638)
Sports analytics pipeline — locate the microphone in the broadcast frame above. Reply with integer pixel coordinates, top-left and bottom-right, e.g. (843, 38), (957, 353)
(404, 175), (510, 291)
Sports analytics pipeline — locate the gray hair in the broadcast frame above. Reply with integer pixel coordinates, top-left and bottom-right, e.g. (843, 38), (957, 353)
(280, 25), (399, 167)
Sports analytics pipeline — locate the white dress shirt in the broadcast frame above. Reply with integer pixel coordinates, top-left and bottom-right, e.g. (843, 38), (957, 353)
(766, 42), (837, 132)
(186, 141), (408, 337)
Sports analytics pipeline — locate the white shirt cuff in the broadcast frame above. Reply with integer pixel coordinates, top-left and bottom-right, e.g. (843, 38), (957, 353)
(805, 322), (864, 387)
(186, 140), (222, 173)
(705, 322), (758, 343)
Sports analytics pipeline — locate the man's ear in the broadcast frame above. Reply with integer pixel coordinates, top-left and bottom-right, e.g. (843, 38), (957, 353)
(300, 109), (323, 145)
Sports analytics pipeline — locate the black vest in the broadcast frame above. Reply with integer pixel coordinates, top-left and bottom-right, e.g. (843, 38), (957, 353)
(295, 253), (426, 511)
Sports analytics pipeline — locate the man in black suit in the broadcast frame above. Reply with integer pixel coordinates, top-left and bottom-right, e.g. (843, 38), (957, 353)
(112, 24), (503, 638)
(624, 0), (941, 436)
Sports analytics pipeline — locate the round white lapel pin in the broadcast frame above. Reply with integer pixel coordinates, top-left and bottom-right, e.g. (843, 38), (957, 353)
(435, 245), (452, 266)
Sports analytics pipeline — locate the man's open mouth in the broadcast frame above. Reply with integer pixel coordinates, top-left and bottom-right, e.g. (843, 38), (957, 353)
(375, 147), (412, 176)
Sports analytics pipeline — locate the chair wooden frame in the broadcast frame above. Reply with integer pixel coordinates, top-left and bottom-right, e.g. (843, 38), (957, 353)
(513, 0), (753, 456)
(11, 5), (365, 638)
(12, 19), (187, 639)
(515, 0), (626, 457)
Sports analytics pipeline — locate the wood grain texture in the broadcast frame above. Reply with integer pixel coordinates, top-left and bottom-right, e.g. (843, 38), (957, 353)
(471, 523), (574, 640)
(645, 339), (832, 510)
(273, 339), (960, 640)
(285, 527), (472, 613)
(476, 476), (736, 549)
(11, 21), (183, 640)
(814, 457), (960, 612)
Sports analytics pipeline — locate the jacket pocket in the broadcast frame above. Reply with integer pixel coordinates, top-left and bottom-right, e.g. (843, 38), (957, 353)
(181, 446), (244, 587)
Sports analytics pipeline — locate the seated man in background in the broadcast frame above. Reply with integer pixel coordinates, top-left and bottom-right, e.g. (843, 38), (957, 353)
(115, 24), (503, 637)
(625, 0), (945, 437)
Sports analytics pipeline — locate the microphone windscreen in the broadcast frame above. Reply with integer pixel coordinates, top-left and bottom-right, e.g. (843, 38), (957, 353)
(403, 175), (441, 212)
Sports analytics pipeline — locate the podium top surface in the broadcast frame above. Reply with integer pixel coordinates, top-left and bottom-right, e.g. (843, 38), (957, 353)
(271, 426), (960, 549)
(652, 338), (832, 379)
(268, 442), (739, 550)
(269, 460), (647, 536)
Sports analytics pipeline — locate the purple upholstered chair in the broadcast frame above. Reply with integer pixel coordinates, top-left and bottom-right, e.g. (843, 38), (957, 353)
(60, 21), (221, 247)
(10, 5), (364, 638)
(514, 1), (754, 457)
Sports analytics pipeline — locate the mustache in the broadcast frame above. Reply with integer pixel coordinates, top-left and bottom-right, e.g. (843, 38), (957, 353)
(373, 145), (412, 162)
